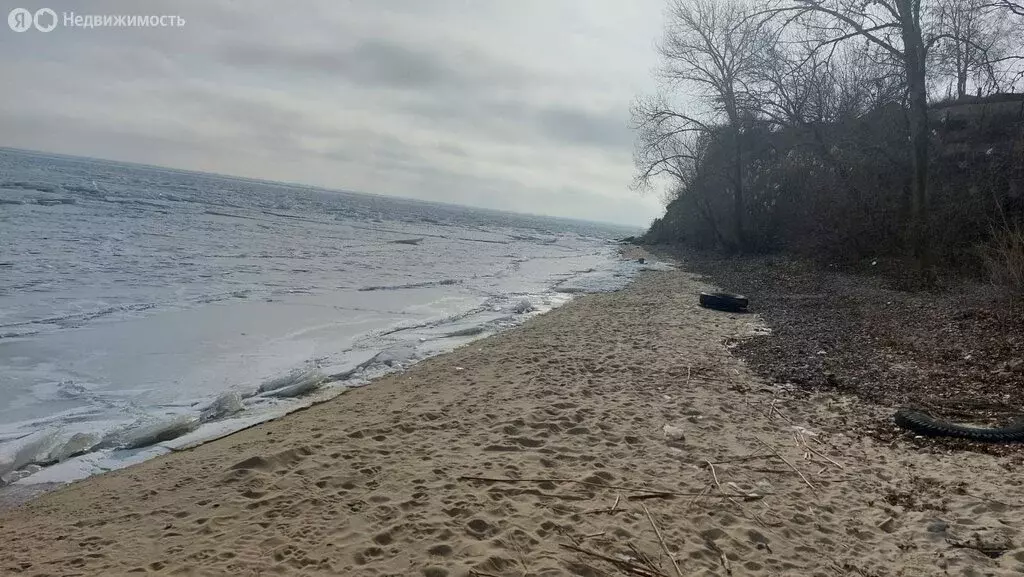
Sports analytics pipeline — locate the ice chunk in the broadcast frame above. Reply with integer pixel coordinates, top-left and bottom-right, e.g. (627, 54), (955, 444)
(0, 430), (62, 477)
(443, 326), (486, 338)
(263, 372), (324, 398)
(201, 391), (244, 421)
(1, 469), (31, 485)
(46, 432), (101, 463)
(512, 299), (535, 314)
(258, 368), (320, 393)
(371, 345), (416, 367)
(117, 416), (200, 450)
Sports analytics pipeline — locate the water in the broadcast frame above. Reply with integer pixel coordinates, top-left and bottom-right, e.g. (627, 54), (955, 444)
(0, 147), (647, 486)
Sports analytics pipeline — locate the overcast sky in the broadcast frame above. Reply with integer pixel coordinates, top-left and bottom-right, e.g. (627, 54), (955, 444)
(0, 0), (665, 226)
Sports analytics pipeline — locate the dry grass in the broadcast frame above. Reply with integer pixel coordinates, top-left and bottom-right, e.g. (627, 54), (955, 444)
(983, 221), (1024, 300)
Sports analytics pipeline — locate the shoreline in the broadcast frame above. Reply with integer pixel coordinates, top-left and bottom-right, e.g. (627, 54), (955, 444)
(657, 245), (1024, 456)
(2, 256), (1022, 576)
(1, 244), (646, 495)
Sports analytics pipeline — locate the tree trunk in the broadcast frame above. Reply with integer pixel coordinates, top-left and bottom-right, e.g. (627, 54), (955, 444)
(733, 127), (745, 251)
(956, 41), (968, 99)
(900, 1), (931, 269)
(725, 92), (744, 252)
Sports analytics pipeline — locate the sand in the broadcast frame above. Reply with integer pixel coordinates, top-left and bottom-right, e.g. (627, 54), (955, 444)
(2, 254), (1024, 576)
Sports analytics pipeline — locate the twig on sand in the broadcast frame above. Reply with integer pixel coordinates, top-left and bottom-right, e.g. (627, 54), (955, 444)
(612, 493), (621, 511)
(469, 571), (501, 577)
(757, 438), (817, 492)
(485, 487), (592, 501)
(772, 404), (793, 424)
(686, 364), (692, 387)
(705, 539), (733, 576)
(559, 543), (669, 577)
(685, 484), (711, 511)
(459, 476), (760, 499)
(799, 437), (844, 470)
(709, 452), (770, 464)
(555, 526), (582, 547)
(704, 460), (740, 507)
(583, 506), (626, 515)
(459, 475), (668, 495)
(628, 542), (661, 575)
(511, 536), (530, 573)
(705, 460), (773, 529)
(628, 492), (679, 501)
(959, 491), (1017, 508)
(642, 504), (684, 577)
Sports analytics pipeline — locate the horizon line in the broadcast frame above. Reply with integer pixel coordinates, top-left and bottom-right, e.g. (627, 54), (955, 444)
(0, 146), (647, 231)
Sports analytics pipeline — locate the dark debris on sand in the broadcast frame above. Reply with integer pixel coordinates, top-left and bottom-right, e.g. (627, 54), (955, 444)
(656, 246), (1024, 456)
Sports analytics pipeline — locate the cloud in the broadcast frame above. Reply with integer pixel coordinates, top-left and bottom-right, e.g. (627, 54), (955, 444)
(536, 107), (632, 149)
(220, 39), (472, 90)
(0, 0), (666, 227)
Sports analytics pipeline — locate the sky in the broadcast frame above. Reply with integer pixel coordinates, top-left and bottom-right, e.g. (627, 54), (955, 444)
(0, 0), (667, 227)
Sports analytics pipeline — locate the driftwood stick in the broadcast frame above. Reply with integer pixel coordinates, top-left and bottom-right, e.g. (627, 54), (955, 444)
(686, 484), (711, 511)
(705, 539), (733, 576)
(459, 476), (668, 495)
(582, 507), (626, 515)
(612, 493), (621, 511)
(803, 442), (844, 470)
(757, 438), (817, 492)
(706, 460), (772, 529)
(628, 542), (660, 575)
(642, 504), (684, 577)
(559, 543), (668, 577)
(484, 487), (592, 501)
(705, 460), (741, 508)
(960, 491), (1017, 508)
(709, 452), (770, 464)
(628, 492), (678, 501)
(772, 404), (793, 424)
(459, 476), (760, 499)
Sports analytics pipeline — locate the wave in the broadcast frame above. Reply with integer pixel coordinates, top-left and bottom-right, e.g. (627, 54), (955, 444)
(452, 236), (508, 244)
(203, 209), (257, 220)
(61, 184), (103, 195)
(342, 223), (510, 245)
(0, 180), (62, 194)
(0, 302), (158, 330)
(357, 279), (461, 292)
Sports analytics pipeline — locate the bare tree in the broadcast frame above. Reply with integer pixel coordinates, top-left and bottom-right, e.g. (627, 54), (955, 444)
(753, 38), (905, 127)
(983, 0), (1024, 15)
(631, 95), (709, 187)
(760, 0), (943, 266)
(633, 0), (770, 249)
(929, 0), (1020, 97)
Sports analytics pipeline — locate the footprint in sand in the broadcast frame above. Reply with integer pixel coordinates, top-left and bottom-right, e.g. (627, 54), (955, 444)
(465, 518), (497, 539)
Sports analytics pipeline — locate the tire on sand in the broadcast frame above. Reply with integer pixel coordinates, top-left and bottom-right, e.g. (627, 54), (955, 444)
(894, 409), (1024, 442)
(699, 292), (749, 312)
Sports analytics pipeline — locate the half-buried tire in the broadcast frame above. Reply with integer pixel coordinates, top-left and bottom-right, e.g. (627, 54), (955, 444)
(699, 292), (749, 312)
(894, 409), (1024, 442)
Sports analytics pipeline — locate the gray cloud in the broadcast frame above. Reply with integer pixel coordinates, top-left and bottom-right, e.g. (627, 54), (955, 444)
(536, 107), (632, 149)
(0, 0), (666, 226)
(220, 39), (467, 90)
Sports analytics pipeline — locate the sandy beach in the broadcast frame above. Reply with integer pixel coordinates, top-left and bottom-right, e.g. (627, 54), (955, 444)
(3, 254), (1023, 576)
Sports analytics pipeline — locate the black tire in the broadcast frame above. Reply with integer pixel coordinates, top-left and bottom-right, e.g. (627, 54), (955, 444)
(699, 292), (749, 312)
(894, 409), (1024, 442)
